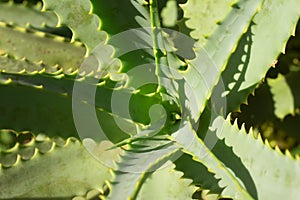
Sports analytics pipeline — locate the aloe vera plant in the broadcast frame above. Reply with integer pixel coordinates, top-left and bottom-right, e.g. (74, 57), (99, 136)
(1, 0), (300, 199)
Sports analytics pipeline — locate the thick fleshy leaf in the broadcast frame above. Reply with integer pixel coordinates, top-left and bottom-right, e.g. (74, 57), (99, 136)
(0, 1), (57, 27)
(0, 137), (114, 199)
(42, 0), (107, 53)
(0, 22), (85, 73)
(0, 72), (138, 142)
(182, 0), (263, 120)
(181, 0), (237, 45)
(174, 153), (223, 194)
(210, 116), (300, 199)
(137, 161), (195, 199)
(212, 23), (256, 113)
(239, 0), (300, 90)
(171, 121), (253, 199)
(212, 0), (300, 113)
(108, 138), (181, 199)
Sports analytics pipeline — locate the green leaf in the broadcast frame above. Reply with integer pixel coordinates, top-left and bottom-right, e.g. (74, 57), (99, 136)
(212, 1), (300, 114)
(0, 1), (57, 28)
(239, 0), (300, 90)
(41, 0), (129, 83)
(0, 137), (114, 199)
(137, 161), (195, 200)
(161, 0), (178, 27)
(171, 121), (253, 199)
(146, 0), (263, 122)
(182, 0), (263, 120)
(0, 22), (85, 73)
(0, 72), (138, 142)
(91, 0), (141, 35)
(181, 0), (237, 45)
(42, 0), (107, 54)
(284, 70), (300, 109)
(108, 138), (181, 199)
(0, 53), (51, 73)
(211, 116), (300, 199)
(212, 23), (256, 113)
(174, 153), (223, 194)
(268, 74), (295, 119)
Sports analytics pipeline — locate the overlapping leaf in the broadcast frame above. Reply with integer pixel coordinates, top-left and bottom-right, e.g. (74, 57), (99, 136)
(181, 0), (237, 46)
(0, 0), (57, 27)
(0, 136), (114, 199)
(210, 116), (300, 199)
(108, 137), (181, 199)
(239, 0), (300, 90)
(0, 22), (85, 73)
(171, 121), (253, 199)
(0, 71), (141, 142)
(1, 0), (300, 199)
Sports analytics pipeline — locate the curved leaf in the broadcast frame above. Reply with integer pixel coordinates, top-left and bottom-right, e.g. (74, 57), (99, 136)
(0, 22), (85, 73)
(108, 138), (181, 199)
(0, 137), (113, 199)
(42, 0), (107, 54)
(0, 53), (51, 73)
(0, 1), (57, 27)
(171, 121), (253, 199)
(0, 72), (138, 142)
(137, 161), (195, 200)
(174, 153), (223, 194)
(212, 22), (256, 113)
(181, 0), (237, 45)
(211, 116), (300, 199)
(183, 0), (263, 120)
(240, 0), (300, 90)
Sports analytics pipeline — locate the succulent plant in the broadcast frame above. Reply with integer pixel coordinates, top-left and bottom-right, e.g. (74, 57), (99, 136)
(0, 0), (300, 199)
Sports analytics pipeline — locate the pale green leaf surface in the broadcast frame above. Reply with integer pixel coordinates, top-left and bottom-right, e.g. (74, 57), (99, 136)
(0, 23), (85, 73)
(137, 161), (195, 200)
(182, 0), (263, 120)
(0, 138), (112, 199)
(108, 138), (181, 199)
(161, 0), (178, 27)
(0, 54), (53, 73)
(211, 116), (300, 199)
(268, 74), (295, 119)
(42, 0), (107, 53)
(212, 23), (256, 113)
(211, 0), (300, 113)
(240, 0), (300, 90)
(41, 0), (127, 82)
(0, 1), (57, 27)
(181, 0), (237, 45)
(174, 153), (223, 194)
(171, 121), (253, 199)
